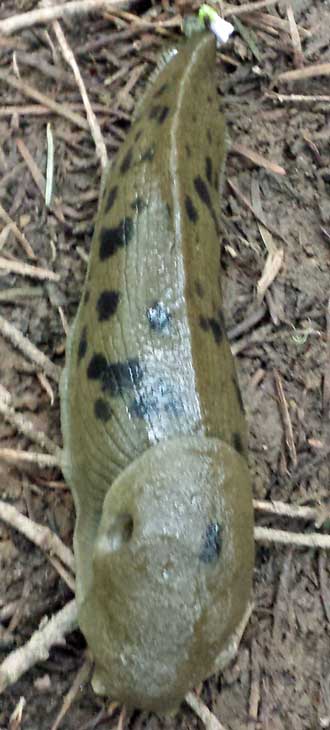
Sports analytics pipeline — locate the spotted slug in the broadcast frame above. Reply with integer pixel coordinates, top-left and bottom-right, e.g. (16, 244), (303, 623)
(60, 29), (254, 715)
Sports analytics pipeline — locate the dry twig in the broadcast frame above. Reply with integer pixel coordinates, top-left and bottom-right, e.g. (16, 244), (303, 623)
(0, 203), (35, 259)
(0, 448), (59, 468)
(53, 20), (108, 170)
(266, 92), (330, 103)
(274, 370), (298, 467)
(227, 178), (286, 243)
(0, 0), (127, 35)
(231, 142), (286, 176)
(0, 500), (74, 572)
(223, 0), (278, 18)
(253, 499), (329, 527)
(0, 69), (89, 131)
(323, 296), (330, 412)
(286, 4), (304, 68)
(0, 256), (59, 282)
(277, 62), (330, 83)
(0, 395), (58, 455)
(255, 526), (330, 550)
(0, 314), (60, 382)
(50, 654), (93, 730)
(185, 692), (227, 730)
(0, 600), (77, 694)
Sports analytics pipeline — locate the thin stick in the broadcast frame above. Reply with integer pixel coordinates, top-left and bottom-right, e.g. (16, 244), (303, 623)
(185, 692), (228, 730)
(0, 395), (59, 455)
(50, 655), (93, 730)
(0, 0), (127, 35)
(223, 0), (277, 17)
(0, 202), (35, 259)
(248, 638), (260, 730)
(53, 20), (108, 170)
(0, 256), (59, 282)
(0, 286), (43, 303)
(0, 500), (74, 571)
(0, 599), (77, 694)
(0, 314), (60, 382)
(286, 4), (304, 68)
(227, 178), (287, 243)
(254, 526), (330, 550)
(227, 304), (267, 341)
(230, 142), (286, 176)
(273, 370), (298, 467)
(266, 92), (330, 103)
(45, 123), (54, 207)
(0, 69), (89, 131)
(16, 137), (46, 198)
(253, 499), (329, 526)
(49, 556), (76, 592)
(323, 296), (330, 412)
(0, 448), (59, 468)
(277, 63), (330, 83)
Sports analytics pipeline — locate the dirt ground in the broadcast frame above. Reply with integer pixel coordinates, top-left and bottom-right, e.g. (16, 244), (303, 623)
(0, 0), (330, 728)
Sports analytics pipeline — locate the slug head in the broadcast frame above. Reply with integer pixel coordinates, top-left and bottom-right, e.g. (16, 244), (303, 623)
(79, 435), (253, 713)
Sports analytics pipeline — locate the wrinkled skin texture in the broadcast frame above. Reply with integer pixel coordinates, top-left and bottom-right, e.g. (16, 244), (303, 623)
(60, 30), (254, 714)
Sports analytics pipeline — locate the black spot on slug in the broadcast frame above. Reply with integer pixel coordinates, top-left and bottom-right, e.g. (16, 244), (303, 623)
(194, 175), (212, 208)
(185, 195), (198, 223)
(94, 398), (112, 422)
(200, 522), (222, 563)
(120, 148), (133, 174)
(205, 156), (213, 186)
(154, 82), (168, 98)
(103, 360), (142, 397)
(185, 144), (191, 158)
(207, 129), (212, 145)
(195, 280), (205, 299)
(77, 326), (88, 363)
(87, 353), (107, 380)
(105, 185), (118, 213)
(96, 290), (120, 321)
(99, 217), (134, 260)
(141, 145), (155, 163)
(232, 432), (244, 454)
(84, 289), (90, 305)
(194, 175), (220, 235)
(149, 105), (170, 124)
(87, 355), (142, 397)
(147, 302), (171, 332)
(232, 374), (245, 414)
(207, 95), (212, 104)
(208, 317), (223, 345)
(199, 315), (223, 345)
(130, 196), (146, 213)
(158, 106), (170, 124)
(217, 308), (226, 331)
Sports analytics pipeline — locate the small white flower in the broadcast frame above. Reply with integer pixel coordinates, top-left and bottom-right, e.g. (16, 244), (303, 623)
(198, 4), (234, 45)
(210, 15), (234, 44)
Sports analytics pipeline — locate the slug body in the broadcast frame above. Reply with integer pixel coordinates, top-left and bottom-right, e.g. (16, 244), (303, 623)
(60, 31), (254, 714)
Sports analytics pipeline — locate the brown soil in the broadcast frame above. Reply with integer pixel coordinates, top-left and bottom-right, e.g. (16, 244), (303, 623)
(1, 1), (330, 729)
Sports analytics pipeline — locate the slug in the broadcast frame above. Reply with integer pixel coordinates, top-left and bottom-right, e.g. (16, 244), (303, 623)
(60, 29), (254, 715)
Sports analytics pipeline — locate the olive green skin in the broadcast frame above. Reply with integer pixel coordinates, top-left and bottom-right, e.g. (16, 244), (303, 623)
(60, 31), (254, 714)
